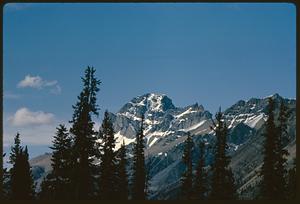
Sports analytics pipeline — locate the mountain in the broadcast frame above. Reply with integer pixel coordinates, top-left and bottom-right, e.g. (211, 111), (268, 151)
(29, 93), (296, 199)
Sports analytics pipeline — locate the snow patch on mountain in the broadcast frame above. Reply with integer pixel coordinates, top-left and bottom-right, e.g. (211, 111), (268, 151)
(114, 131), (136, 151)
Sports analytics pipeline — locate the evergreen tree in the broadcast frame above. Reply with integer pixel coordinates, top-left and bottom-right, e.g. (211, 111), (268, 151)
(132, 115), (147, 200)
(273, 99), (289, 199)
(260, 98), (292, 199)
(39, 124), (73, 199)
(181, 132), (194, 200)
(286, 158), (296, 199)
(38, 175), (54, 199)
(10, 140), (35, 200)
(69, 66), (101, 199)
(9, 133), (21, 165)
(210, 109), (236, 199)
(192, 141), (207, 200)
(98, 111), (118, 199)
(115, 140), (129, 200)
(260, 98), (277, 199)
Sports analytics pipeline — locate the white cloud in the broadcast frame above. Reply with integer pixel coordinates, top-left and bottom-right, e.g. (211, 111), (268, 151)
(17, 75), (62, 94)
(8, 107), (55, 127)
(3, 111), (69, 146)
(18, 75), (44, 89)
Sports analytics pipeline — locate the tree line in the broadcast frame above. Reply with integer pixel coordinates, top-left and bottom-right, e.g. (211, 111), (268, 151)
(179, 98), (296, 200)
(1, 66), (296, 200)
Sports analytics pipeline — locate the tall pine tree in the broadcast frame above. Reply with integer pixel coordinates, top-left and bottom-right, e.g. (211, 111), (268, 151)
(286, 158), (296, 199)
(181, 132), (194, 200)
(132, 115), (147, 200)
(260, 97), (291, 199)
(273, 99), (289, 199)
(192, 141), (207, 200)
(10, 134), (35, 200)
(69, 66), (101, 199)
(98, 111), (118, 199)
(115, 140), (129, 200)
(210, 109), (236, 199)
(260, 98), (277, 199)
(39, 124), (73, 199)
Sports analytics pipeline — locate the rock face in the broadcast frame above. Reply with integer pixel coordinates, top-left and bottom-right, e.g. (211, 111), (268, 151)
(29, 93), (296, 199)
(109, 93), (213, 152)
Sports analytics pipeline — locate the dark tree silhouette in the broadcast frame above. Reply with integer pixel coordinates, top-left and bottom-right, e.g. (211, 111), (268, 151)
(273, 99), (289, 199)
(132, 115), (147, 200)
(260, 98), (277, 199)
(39, 124), (73, 199)
(38, 175), (54, 199)
(115, 140), (129, 200)
(260, 98), (292, 199)
(192, 141), (207, 200)
(69, 66), (101, 199)
(286, 158), (296, 199)
(181, 132), (194, 200)
(210, 109), (236, 199)
(9, 133), (21, 165)
(98, 111), (118, 199)
(10, 135), (35, 200)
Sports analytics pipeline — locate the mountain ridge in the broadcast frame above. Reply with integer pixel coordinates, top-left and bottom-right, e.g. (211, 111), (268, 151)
(29, 93), (296, 199)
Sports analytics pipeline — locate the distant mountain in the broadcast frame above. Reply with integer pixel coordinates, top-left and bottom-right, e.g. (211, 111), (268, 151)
(29, 93), (296, 199)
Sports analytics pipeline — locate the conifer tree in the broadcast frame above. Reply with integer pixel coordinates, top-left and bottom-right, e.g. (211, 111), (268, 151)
(132, 115), (147, 200)
(210, 109), (236, 199)
(273, 99), (289, 199)
(39, 124), (72, 199)
(38, 175), (54, 199)
(10, 137), (35, 200)
(22, 146), (36, 199)
(9, 133), (21, 166)
(98, 111), (118, 199)
(286, 158), (296, 199)
(115, 140), (129, 200)
(192, 141), (207, 200)
(69, 66), (101, 199)
(260, 98), (277, 199)
(181, 132), (194, 200)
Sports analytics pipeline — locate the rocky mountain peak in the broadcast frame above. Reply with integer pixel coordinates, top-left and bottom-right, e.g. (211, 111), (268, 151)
(118, 93), (175, 118)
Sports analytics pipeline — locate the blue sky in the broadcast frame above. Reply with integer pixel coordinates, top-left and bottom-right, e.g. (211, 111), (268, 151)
(3, 3), (296, 158)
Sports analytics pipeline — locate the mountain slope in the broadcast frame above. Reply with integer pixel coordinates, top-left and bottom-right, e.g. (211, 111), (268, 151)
(29, 93), (296, 199)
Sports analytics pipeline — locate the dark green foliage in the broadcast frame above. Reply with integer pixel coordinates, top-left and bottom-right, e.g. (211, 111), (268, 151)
(286, 158), (296, 199)
(180, 132), (194, 200)
(273, 100), (289, 199)
(132, 115), (147, 200)
(210, 109), (236, 199)
(115, 141), (129, 200)
(38, 175), (54, 199)
(260, 98), (290, 199)
(98, 111), (118, 199)
(39, 124), (73, 199)
(192, 141), (207, 200)
(10, 137), (35, 200)
(260, 98), (277, 199)
(69, 66), (101, 199)
(9, 133), (21, 165)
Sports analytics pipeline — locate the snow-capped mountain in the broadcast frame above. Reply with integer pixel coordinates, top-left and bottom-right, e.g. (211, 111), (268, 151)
(29, 93), (296, 199)
(108, 93), (212, 152)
